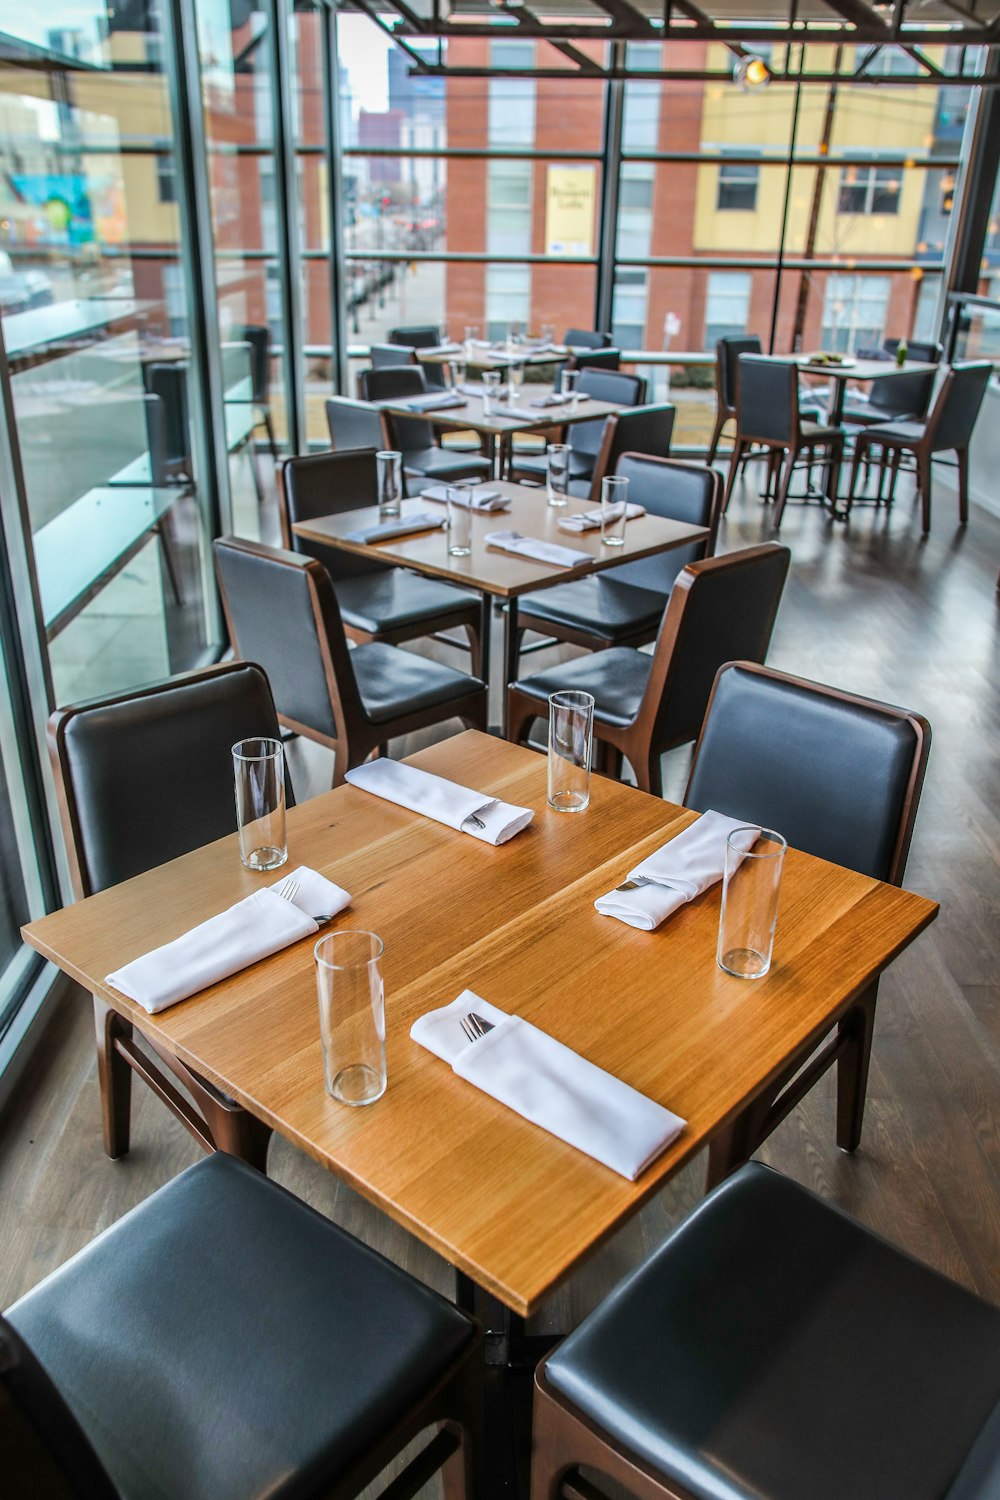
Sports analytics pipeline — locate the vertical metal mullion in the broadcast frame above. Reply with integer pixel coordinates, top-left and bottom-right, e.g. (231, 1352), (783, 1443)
(939, 48), (1000, 342)
(271, 0), (306, 453)
(770, 50), (804, 354)
(323, 1), (351, 396)
(595, 42), (625, 336)
(162, 0), (229, 550)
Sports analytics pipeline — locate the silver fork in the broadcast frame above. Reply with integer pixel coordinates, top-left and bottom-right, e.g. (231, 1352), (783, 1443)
(615, 875), (657, 892)
(460, 1012), (495, 1043)
(275, 878), (334, 926)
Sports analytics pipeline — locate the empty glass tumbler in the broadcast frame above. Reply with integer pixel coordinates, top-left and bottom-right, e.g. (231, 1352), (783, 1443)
(717, 828), (787, 979)
(232, 738), (287, 872)
(547, 690), (594, 813)
(377, 450), (402, 517)
(601, 474), (629, 547)
(446, 486), (473, 556)
(316, 929), (386, 1106)
(547, 443), (570, 507)
(481, 370), (502, 416)
(562, 369), (580, 409)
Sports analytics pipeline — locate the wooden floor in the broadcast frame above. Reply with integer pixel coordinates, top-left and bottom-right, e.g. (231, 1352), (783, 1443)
(2, 461), (999, 1380)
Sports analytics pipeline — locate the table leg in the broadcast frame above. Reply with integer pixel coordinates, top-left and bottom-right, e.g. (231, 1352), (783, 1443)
(502, 597), (520, 738)
(478, 591), (493, 689)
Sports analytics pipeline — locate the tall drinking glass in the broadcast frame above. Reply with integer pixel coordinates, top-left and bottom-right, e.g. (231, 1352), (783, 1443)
(547, 443), (570, 507)
(446, 486), (473, 556)
(541, 322), (556, 346)
(562, 368), (580, 410)
(601, 474), (629, 546)
(376, 450), (402, 517)
(717, 828), (787, 979)
(232, 738), (287, 872)
(316, 930), (386, 1105)
(448, 357), (467, 390)
(508, 359), (523, 406)
(547, 691), (594, 813)
(482, 370), (502, 417)
(464, 324), (479, 357)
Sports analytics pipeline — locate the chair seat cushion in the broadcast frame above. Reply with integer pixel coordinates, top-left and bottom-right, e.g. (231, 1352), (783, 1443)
(512, 647), (650, 728)
(404, 447), (492, 481)
(7, 1154), (474, 1500)
(861, 419), (926, 444)
(545, 1162), (1000, 1500)
(800, 421), (843, 442)
(352, 641), (486, 723)
(842, 401), (919, 426)
(518, 575), (667, 646)
(335, 570), (479, 635)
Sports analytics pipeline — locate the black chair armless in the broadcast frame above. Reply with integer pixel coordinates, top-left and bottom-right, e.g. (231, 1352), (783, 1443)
(358, 365), (491, 484)
(564, 328), (612, 349)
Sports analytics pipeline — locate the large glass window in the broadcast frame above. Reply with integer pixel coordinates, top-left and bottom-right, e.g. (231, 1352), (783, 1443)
(822, 273), (891, 352)
(705, 271), (753, 346)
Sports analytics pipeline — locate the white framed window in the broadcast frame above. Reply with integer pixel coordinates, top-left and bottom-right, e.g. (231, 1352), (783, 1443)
(821, 274), (890, 353)
(487, 160), (532, 256)
(705, 270), (751, 347)
(612, 268), (648, 349)
(488, 41), (536, 148)
(838, 159), (902, 216)
(486, 263), (530, 341)
(717, 153), (760, 212)
(616, 163), (655, 259)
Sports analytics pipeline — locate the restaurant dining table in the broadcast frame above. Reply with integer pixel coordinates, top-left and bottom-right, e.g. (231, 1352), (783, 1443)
(21, 730), (938, 1497)
(795, 353), (939, 427)
(291, 482), (709, 726)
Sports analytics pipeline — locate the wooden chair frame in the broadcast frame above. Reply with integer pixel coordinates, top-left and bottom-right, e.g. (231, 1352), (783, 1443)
(47, 661), (278, 1168)
(683, 661), (931, 1187)
(723, 357), (844, 527)
(507, 544), (788, 798)
(216, 538), (488, 788)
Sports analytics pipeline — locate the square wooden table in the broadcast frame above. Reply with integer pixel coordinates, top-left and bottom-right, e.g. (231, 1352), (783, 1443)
(22, 731), (937, 1320)
(292, 484), (709, 703)
(795, 354), (938, 426)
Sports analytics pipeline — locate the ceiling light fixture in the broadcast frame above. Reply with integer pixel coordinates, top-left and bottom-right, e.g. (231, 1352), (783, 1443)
(732, 54), (772, 91)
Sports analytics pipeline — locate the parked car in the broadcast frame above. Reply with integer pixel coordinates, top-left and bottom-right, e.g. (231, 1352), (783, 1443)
(0, 252), (54, 314)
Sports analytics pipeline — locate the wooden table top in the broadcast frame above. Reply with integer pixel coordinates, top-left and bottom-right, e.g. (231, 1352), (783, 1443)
(795, 355), (938, 383)
(376, 389), (625, 437)
(292, 485), (708, 599)
(22, 732), (937, 1316)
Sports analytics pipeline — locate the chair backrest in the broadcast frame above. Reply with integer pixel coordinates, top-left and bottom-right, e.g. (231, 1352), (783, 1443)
(145, 362), (190, 468)
(214, 538), (360, 749)
(564, 329), (611, 349)
(867, 367), (937, 421)
(736, 356), (798, 444)
(279, 449), (382, 581)
(925, 362), (993, 454)
(388, 325), (440, 349)
(325, 396), (385, 452)
(369, 342), (416, 369)
(48, 662), (287, 899)
(0, 1313), (120, 1499)
(605, 454), (721, 593)
(568, 348), (621, 374)
(143, 393), (169, 487)
(717, 335), (763, 412)
(685, 662), (931, 884)
(884, 337), (942, 365)
(587, 403), (675, 502)
(637, 545), (790, 751)
(240, 324), (272, 404)
(357, 363), (434, 451)
(567, 367), (648, 460)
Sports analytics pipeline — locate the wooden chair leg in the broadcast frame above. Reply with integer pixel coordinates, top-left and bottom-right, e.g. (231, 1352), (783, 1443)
(722, 440), (745, 512)
(887, 449), (902, 508)
(918, 451), (933, 534)
(847, 438), (866, 512)
(706, 411), (727, 468)
(94, 996), (132, 1160)
(202, 1099), (273, 1171)
(957, 446), (970, 526)
(463, 620), (483, 678)
(772, 450), (796, 530)
(836, 982), (878, 1153)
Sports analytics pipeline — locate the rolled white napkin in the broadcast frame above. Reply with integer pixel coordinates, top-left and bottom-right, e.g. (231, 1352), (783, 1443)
(557, 502), (647, 533)
(595, 812), (758, 931)
(345, 759), (533, 845)
(398, 392), (467, 413)
(105, 866), (351, 1013)
(344, 512), (445, 544)
(530, 392), (570, 408)
(421, 484), (511, 512)
(484, 530), (591, 569)
(423, 342), (462, 356)
(411, 990), (685, 1180)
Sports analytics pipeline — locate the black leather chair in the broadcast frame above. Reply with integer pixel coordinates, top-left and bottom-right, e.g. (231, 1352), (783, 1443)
(707, 334), (762, 465)
(388, 323), (447, 388)
(884, 336), (943, 363)
(564, 328), (612, 349)
(508, 544), (790, 796)
(3, 1153), (482, 1500)
(841, 366), (937, 429)
(724, 355), (844, 526)
(532, 1161), (1000, 1500)
(685, 660), (931, 1180)
(241, 322), (279, 458)
(368, 342), (416, 372)
(357, 365), (492, 484)
(279, 450), (483, 672)
(145, 361), (192, 479)
(847, 362), (991, 534)
(215, 538), (488, 786)
(47, 661), (288, 1167)
(512, 455), (721, 668)
(565, 347), (622, 374)
(513, 367), (649, 488)
(576, 402), (676, 502)
(325, 395), (385, 452)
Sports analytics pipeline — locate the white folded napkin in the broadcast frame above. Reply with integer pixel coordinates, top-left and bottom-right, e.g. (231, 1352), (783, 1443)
(345, 759), (533, 845)
(424, 342), (462, 356)
(105, 866), (351, 1014)
(400, 392), (467, 413)
(595, 812), (758, 931)
(344, 512), (445, 544)
(420, 484), (511, 512)
(484, 530), (591, 569)
(557, 502), (647, 533)
(530, 392), (569, 408)
(411, 990), (685, 1180)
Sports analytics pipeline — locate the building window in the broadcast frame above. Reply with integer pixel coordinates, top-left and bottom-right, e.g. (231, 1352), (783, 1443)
(156, 155), (177, 204)
(486, 263), (530, 342)
(705, 270), (751, 347)
(488, 40), (536, 148)
(612, 268), (649, 349)
(838, 160), (902, 216)
(617, 163), (655, 259)
(487, 160), (532, 256)
(717, 155), (760, 212)
(821, 273), (890, 353)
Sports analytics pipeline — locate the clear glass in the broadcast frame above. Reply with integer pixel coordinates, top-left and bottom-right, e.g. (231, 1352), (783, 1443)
(232, 737), (288, 873)
(316, 929), (386, 1106)
(717, 828), (787, 980)
(464, 325), (480, 356)
(377, 451), (403, 517)
(508, 359), (524, 406)
(548, 690), (594, 814)
(482, 370), (502, 417)
(446, 486), (473, 555)
(562, 369), (580, 410)
(547, 443), (571, 507)
(601, 475), (629, 546)
(448, 357), (467, 389)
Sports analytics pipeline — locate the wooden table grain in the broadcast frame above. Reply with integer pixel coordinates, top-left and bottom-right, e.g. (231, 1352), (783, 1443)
(22, 731), (937, 1317)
